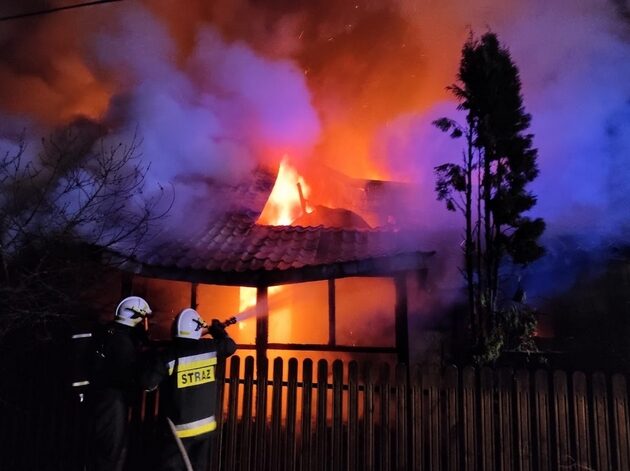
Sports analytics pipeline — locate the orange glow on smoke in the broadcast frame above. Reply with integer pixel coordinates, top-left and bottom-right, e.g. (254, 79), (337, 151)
(268, 286), (290, 339)
(239, 287), (257, 331)
(258, 156), (311, 226)
(269, 281), (328, 344)
(240, 286), (291, 338)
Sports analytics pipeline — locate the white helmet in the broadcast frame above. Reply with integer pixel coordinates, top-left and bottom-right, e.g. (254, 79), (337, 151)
(115, 296), (152, 327)
(174, 308), (206, 340)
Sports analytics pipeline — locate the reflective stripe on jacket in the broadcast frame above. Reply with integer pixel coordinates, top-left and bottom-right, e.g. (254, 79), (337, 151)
(173, 415), (217, 438)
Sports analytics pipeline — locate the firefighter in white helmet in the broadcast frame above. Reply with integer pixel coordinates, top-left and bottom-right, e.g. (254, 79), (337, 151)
(87, 296), (153, 471)
(114, 295), (153, 327)
(142, 308), (236, 470)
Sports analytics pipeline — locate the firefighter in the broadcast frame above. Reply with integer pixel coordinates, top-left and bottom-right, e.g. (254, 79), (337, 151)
(142, 308), (237, 471)
(87, 295), (153, 471)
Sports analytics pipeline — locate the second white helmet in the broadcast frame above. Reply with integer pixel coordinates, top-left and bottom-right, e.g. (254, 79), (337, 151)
(115, 296), (152, 327)
(174, 308), (206, 340)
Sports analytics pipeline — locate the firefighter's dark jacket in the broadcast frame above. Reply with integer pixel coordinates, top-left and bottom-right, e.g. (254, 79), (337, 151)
(92, 322), (148, 396)
(142, 335), (236, 438)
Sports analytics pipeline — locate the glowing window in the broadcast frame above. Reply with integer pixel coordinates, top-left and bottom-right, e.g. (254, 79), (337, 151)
(268, 281), (329, 344)
(196, 284), (255, 345)
(335, 277), (395, 347)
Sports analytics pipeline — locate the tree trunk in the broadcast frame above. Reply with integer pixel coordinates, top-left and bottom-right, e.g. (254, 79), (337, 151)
(464, 128), (476, 343)
(476, 148), (484, 341)
(483, 146), (493, 337)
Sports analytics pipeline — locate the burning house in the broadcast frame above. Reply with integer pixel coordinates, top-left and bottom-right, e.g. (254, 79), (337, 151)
(108, 160), (435, 365)
(2, 0), (626, 372)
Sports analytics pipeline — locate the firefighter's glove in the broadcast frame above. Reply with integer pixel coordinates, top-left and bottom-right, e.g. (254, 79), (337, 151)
(209, 319), (227, 339)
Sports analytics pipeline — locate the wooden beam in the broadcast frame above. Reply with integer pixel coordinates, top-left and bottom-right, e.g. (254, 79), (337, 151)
(256, 286), (269, 370)
(191, 282), (198, 309)
(108, 251), (435, 287)
(241, 343), (398, 354)
(120, 272), (133, 297)
(328, 279), (336, 346)
(394, 273), (409, 365)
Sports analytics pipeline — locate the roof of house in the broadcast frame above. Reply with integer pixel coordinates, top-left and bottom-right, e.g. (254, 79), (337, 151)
(108, 167), (434, 286)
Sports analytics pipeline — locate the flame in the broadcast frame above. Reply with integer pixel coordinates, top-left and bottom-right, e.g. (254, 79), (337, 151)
(258, 156), (311, 226)
(239, 286), (290, 337)
(238, 287), (257, 330)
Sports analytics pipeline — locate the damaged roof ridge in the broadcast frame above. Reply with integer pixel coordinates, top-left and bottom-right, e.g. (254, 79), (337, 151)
(253, 222), (397, 234)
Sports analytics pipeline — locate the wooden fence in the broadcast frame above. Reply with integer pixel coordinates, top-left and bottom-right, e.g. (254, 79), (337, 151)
(2, 352), (630, 470)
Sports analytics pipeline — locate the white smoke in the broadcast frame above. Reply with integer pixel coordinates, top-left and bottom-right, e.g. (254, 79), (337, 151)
(376, 0), (630, 240)
(87, 4), (320, 234)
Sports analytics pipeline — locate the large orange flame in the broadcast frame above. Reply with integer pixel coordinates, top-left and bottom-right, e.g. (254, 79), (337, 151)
(258, 156), (311, 226)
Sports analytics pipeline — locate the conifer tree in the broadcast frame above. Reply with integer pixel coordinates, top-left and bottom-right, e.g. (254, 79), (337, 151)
(434, 32), (545, 357)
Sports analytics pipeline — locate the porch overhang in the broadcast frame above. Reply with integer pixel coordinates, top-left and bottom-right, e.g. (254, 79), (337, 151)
(106, 249), (435, 287)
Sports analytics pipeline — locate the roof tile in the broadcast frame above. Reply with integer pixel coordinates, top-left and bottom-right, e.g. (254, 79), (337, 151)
(127, 159), (427, 277)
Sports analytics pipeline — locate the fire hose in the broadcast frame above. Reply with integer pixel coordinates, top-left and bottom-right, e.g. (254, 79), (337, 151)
(166, 417), (193, 471)
(221, 316), (238, 327)
(214, 316), (237, 329)
(198, 316), (237, 335)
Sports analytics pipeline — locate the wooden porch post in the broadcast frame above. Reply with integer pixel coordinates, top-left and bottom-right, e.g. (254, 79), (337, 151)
(328, 279), (336, 346)
(256, 286), (269, 371)
(120, 272), (133, 297)
(394, 273), (409, 365)
(190, 282), (198, 309)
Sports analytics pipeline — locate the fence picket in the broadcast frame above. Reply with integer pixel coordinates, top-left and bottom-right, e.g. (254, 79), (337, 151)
(423, 368), (440, 470)
(363, 362), (376, 471)
(497, 368), (515, 470)
(212, 357), (227, 471)
(270, 357), (284, 471)
(347, 361), (359, 471)
(462, 366), (477, 471)
(332, 360), (343, 471)
(480, 367), (495, 470)
(315, 359), (329, 471)
(592, 372), (611, 471)
(444, 365), (459, 471)
(553, 370), (571, 469)
(396, 363), (408, 471)
(300, 359), (314, 471)
(533, 370), (551, 471)
(225, 355), (241, 471)
(253, 358), (269, 471)
(411, 364), (423, 471)
(572, 371), (591, 469)
(612, 374), (630, 471)
(285, 358), (298, 471)
(240, 356), (255, 471)
(515, 369), (532, 471)
(379, 363), (392, 471)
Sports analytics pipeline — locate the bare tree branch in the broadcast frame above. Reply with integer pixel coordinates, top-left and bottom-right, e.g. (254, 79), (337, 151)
(0, 126), (171, 340)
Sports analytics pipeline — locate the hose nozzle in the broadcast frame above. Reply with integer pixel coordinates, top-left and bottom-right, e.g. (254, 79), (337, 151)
(221, 316), (237, 328)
